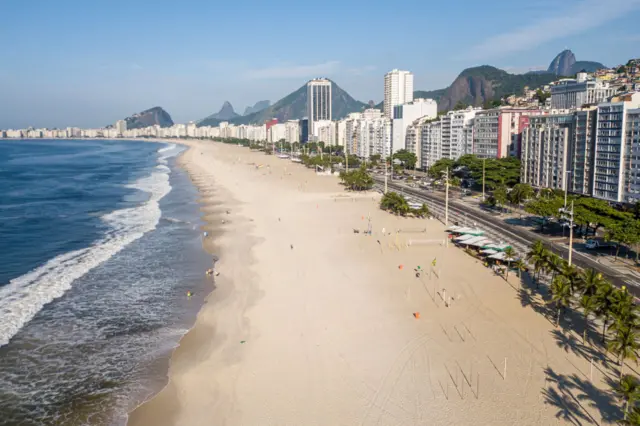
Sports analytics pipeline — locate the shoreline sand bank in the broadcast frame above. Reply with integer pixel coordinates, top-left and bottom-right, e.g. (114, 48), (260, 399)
(128, 139), (621, 425)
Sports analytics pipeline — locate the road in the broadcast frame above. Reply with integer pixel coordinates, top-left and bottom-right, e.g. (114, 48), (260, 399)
(375, 177), (640, 297)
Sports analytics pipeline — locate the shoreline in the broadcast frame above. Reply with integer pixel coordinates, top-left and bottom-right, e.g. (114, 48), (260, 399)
(127, 139), (621, 425)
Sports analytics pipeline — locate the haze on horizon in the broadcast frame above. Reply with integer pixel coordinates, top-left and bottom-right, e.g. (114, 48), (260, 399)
(1, 0), (639, 129)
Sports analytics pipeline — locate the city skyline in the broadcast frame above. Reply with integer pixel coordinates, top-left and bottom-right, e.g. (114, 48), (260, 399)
(1, 0), (640, 129)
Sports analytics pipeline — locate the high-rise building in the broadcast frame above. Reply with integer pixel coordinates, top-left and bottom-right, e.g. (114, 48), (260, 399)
(384, 69), (414, 119)
(391, 98), (437, 153)
(521, 114), (574, 191)
(570, 107), (598, 196)
(307, 79), (332, 136)
(115, 120), (127, 135)
(593, 93), (640, 202)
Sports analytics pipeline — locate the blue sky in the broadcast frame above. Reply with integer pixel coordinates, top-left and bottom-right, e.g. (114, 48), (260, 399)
(1, 0), (639, 128)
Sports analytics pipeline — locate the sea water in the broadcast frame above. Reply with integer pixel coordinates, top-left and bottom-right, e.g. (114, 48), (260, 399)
(0, 139), (211, 425)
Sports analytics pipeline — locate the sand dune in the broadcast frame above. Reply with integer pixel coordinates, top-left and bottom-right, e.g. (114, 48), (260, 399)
(128, 140), (622, 425)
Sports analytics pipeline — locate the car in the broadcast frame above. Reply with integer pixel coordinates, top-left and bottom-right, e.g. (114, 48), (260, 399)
(585, 239), (614, 250)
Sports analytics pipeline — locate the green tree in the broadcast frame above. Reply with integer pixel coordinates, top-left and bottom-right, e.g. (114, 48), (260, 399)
(509, 183), (535, 206)
(578, 294), (598, 344)
(504, 246), (516, 279)
(493, 185), (508, 212)
(428, 158), (455, 178)
(526, 240), (548, 289)
(392, 149), (417, 170)
(618, 375), (640, 422)
(594, 281), (616, 344)
(560, 262), (580, 294)
(578, 269), (605, 298)
(380, 192), (410, 216)
(453, 101), (468, 110)
(550, 275), (573, 327)
(609, 325), (639, 378)
(512, 258), (528, 280)
(622, 406), (640, 425)
(339, 166), (374, 191)
(545, 252), (564, 284)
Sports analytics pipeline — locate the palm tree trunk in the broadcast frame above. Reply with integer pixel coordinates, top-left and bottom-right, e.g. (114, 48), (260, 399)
(625, 399), (629, 420)
(602, 320), (608, 344)
(557, 306), (561, 327)
(583, 316), (588, 344)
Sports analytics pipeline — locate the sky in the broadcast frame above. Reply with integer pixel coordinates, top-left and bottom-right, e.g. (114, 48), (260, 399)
(1, 0), (639, 129)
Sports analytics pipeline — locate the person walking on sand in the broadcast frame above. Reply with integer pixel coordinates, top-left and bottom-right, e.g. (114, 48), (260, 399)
(290, 244), (294, 250)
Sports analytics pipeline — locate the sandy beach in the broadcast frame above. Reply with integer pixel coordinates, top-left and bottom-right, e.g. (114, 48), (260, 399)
(128, 140), (622, 425)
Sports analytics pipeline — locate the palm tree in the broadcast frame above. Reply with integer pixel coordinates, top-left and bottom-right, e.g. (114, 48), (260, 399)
(622, 406), (640, 425)
(512, 259), (528, 279)
(608, 325), (640, 378)
(595, 281), (616, 344)
(546, 252), (564, 284)
(526, 241), (547, 288)
(551, 275), (573, 327)
(578, 294), (598, 344)
(617, 375), (640, 421)
(560, 262), (580, 294)
(578, 269), (605, 298)
(504, 247), (516, 279)
(610, 287), (639, 331)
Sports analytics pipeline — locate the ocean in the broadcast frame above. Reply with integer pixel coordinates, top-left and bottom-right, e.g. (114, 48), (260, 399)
(0, 139), (212, 425)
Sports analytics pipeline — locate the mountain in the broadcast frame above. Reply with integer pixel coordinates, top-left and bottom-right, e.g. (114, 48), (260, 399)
(243, 100), (271, 116)
(124, 107), (174, 129)
(570, 60), (606, 74)
(547, 49), (606, 76)
(548, 49), (576, 76)
(429, 66), (558, 111)
(199, 101), (239, 123)
(198, 80), (367, 126)
(374, 89), (446, 111)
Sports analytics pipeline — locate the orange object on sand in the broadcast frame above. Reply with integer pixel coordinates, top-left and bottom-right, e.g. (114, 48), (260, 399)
(413, 312), (420, 319)
(398, 264), (404, 270)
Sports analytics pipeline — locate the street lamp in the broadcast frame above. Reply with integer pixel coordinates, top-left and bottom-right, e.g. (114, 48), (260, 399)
(564, 170), (573, 208)
(559, 201), (575, 265)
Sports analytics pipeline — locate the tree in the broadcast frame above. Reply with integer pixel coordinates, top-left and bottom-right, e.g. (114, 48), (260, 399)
(453, 101), (468, 110)
(504, 246), (516, 279)
(578, 269), (605, 298)
(595, 281), (616, 343)
(380, 192), (410, 216)
(393, 149), (417, 170)
(369, 154), (381, 167)
(618, 375), (640, 421)
(534, 89), (551, 104)
(622, 406), (640, 425)
(578, 294), (598, 344)
(525, 197), (563, 233)
(512, 259), (528, 280)
(545, 252), (564, 284)
(493, 185), (508, 212)
(428, 158), (455, 178)
(560, 262), (580, 294)
(608, 325), (639, 378)
(526, 240), (547, 288)
(551, 275), (573, 327)
(339, 166), (373, 191)
(509, 183), (534, 206)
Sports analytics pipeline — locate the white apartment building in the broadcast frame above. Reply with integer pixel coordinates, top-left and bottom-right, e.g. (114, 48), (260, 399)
(186, 122), (197, 138)
(314, 120), (336, 145)
(307, 78), (332, 136)
(391, 99), (437, 153)
(405, 120), (422, 168)
(267, 123), (286, 143)
(419, 118), (442, 171)
(592, 93), (640, 202)
(440, 108), (478, 159)
(551, 73), (616, 109)
(625, 108), (640, 203)
(384, 69), (413, 119)
(336, 120), (347, 147)
(521, 114), (574, 191)
(115, 120), (127, 135)
(285, 120), (300, 143)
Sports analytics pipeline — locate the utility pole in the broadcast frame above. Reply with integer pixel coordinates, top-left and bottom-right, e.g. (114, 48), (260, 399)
(559, 201), (575, 265)
(384, 156), (388, 194)
(445, 167), (450, 226)
(569, 200), (574, 266)
(482, 158), (486, 202)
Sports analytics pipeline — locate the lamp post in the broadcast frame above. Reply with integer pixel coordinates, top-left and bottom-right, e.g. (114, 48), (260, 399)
(560, 201), (575, 265)
(482, 158), (486, 202)
(445, 167), (450, 226)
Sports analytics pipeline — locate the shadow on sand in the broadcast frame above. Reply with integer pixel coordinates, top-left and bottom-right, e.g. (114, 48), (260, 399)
(543, 366), (620, 425)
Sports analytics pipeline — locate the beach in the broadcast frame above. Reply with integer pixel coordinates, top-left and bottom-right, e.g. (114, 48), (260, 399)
(128, 140), (620, 425)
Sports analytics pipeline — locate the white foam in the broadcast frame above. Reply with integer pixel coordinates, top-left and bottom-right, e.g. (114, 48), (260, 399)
(0, 149), (176, 347)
